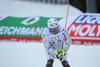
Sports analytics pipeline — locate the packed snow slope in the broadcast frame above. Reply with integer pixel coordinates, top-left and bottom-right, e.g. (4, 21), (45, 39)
(0, 42), (100, 67)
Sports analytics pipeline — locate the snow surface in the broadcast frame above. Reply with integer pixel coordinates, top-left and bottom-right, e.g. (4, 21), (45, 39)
(0, 0), (100, 67)
(0, 42), (100, 67)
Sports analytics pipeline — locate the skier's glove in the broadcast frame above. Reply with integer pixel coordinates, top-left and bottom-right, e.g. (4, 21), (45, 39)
(56, 49), (65, 60)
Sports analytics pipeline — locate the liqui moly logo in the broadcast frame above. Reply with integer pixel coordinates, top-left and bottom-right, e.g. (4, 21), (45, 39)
(68, 14), (100, 45)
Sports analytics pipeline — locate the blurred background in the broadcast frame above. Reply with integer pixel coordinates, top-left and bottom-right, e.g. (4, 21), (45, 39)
(0, 0), (100, 17)
(18, 0), (100, 13)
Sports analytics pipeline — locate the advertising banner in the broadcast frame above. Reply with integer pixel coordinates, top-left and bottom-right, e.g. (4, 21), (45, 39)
(0, 16), (61, 42)
(68, 13), (100, 45)
(0, 13), (100, 45)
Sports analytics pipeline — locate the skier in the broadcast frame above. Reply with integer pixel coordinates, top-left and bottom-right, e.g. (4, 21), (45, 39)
(42, 18), (72, 67)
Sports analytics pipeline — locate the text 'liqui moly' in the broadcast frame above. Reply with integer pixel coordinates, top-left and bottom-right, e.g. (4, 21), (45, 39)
(68, 14), (100, 45)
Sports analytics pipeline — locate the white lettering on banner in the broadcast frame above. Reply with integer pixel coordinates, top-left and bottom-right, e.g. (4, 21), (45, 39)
(96, 26), (100, 36)
(21, 17), (40, 25)
(68, 24), (100, 37)
(7, 26), (14, 35)
(68, 25), (81, 36)
(0, 26), (6, 34)
(19, 27), (30, 35)
(13, 27), (22, 35)
(27, 27), (44, 35)
(27, 28), (34, 35)
(4, 26), (8, 34)
(36, 27), (44, 35)
(89, 25), (96, 36)
(75, 15), (100, 24)
(79, 25), (91, 36)
(0, 26), (45, 36)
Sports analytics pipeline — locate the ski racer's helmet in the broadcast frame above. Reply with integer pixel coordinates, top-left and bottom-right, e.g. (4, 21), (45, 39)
(47, 18), (59, 33)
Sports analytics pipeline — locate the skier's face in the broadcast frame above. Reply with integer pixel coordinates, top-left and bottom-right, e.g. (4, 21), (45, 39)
(49, 26), (59, 33)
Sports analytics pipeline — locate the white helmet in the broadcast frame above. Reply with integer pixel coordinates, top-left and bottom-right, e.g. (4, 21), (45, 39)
(47, 18), (59, 28)
(47, 18), (59, 32)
